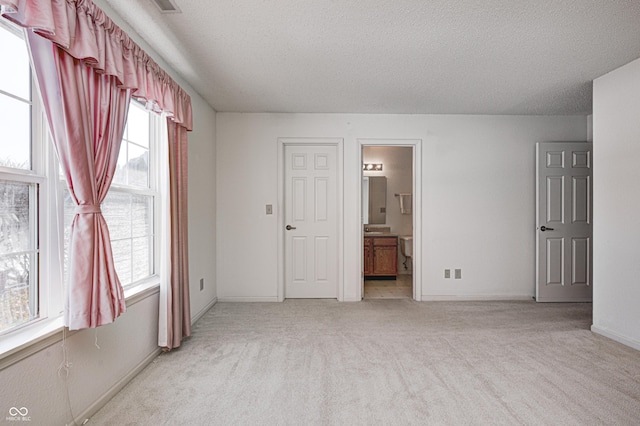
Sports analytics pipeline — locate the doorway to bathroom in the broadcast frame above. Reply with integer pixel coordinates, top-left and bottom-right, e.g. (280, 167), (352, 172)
(358, 140), (422, 301)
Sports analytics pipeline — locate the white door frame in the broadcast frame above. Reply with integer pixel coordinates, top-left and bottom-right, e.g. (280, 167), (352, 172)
(277, 138), (345, 302)
(357, 139), (423, 301)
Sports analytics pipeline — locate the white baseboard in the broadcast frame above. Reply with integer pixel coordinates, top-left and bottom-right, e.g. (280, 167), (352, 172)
(421, 294), (534, 302)
(591, 325), (640, 352)
(76, 347), (162, 424)
(217, 296), (280, 302)
(191, 297), (217, 324)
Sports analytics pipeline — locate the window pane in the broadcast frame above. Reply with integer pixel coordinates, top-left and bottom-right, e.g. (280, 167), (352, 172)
(127, 104), (150, 148)
(0, 26), (31, 100)
(0, 181), (37, 332)
(132, 236), (152, 282)
(0, 181), (32, 255)
(102, 192), (154, 286)
(111, 239), (132, 285)
(0, 95), (31, 169)
(112, 143), (128, 185)
(113, 143), (149, 187)
(131, 195), (152, 238)
(103, 192), (131, 240)
(0, 253), (36, 331)
(127, 144), (149, 187)
(115, 102), (150, 187)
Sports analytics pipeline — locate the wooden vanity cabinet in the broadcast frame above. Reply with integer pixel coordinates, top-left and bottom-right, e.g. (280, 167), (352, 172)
(364, 236), (398, 278)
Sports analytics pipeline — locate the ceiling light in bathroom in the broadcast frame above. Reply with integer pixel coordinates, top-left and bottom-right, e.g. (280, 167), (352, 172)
(363, 163), (383, 171)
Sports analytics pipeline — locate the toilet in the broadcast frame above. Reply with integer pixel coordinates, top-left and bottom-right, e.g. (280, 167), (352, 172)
(399, 235), (413, 270)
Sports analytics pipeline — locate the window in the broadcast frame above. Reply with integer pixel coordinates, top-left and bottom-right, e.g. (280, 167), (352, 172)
(0, 180), (38, 331)
(0, 21), (161, 337)
(63, 101), (159, 288)
(0, 22), (39, 333)
(109, 102), (156, 285)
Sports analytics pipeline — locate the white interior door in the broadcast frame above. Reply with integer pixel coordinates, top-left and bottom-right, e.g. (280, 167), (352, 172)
(536, 142), (593, 302)
(284, 145), (338, 298)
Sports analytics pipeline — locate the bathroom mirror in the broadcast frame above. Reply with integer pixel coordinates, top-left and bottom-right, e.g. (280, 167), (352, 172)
(362, 176), (387, 224)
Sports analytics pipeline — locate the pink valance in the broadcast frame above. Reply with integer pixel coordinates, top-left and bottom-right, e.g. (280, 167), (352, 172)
(0, 0), (193, 130)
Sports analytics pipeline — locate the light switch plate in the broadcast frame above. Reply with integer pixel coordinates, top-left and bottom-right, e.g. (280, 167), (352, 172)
(266, 204), (273, 215)
(455, 269), (462, 279)
(444, 269), (451, 279)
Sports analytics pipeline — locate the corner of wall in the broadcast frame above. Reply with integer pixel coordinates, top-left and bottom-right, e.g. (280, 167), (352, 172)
(592, 56), (640, 349)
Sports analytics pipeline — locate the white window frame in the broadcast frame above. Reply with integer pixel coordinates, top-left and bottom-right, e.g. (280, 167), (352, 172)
(0, 20), (62, 337)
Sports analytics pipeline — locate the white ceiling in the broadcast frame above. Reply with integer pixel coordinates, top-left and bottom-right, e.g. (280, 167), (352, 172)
(104, 0), (640, 115)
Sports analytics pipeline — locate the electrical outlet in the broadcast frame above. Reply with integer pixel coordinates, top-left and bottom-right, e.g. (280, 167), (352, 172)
(200, 278), (204, 291)
(455, 269), (462, 279)
(444, 269), (451, 279)
(266, 204), (273, 215)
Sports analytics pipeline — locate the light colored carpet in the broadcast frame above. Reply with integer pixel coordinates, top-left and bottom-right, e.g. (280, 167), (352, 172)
(89, 300), (640, 425)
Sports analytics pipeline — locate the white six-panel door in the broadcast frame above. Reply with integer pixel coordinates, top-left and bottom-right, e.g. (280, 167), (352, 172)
(536, 142), (593, 302)
(284, 145), (338, 298)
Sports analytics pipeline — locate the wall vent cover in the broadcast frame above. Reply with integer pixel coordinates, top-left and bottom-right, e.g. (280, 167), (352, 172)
(151, 0), (181, 13)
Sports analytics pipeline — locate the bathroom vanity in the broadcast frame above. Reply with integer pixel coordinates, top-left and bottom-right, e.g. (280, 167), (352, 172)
(363, 235), (398, 278)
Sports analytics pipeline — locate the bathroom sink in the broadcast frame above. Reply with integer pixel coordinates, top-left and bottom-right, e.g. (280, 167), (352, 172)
(363, 226), (392, 235)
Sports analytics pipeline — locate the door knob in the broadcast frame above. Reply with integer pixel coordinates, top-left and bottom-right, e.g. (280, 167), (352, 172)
(286, 225), (297, 230)
(540, 226), (554, 232)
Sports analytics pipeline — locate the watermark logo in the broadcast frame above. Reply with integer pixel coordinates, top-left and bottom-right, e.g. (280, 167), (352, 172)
(6, 407), (30, 422)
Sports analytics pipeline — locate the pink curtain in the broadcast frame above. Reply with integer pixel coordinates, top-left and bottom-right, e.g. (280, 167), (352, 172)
(162, 118), (191, 349)
(1, 0), (194, 331)
(1, 0), (193, 130)
(28, 33), (129, 329)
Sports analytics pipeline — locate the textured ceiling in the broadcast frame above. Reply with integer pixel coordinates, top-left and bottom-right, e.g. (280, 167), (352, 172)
(103, 0), (640, 115)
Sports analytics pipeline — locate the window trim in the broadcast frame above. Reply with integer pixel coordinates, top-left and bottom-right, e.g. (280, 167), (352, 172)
(0, 37), (46, 334)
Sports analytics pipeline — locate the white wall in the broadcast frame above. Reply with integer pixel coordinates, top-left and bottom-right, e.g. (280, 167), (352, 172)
(0, 2), (218, 424)
(216, 113), (586, 301)
(592, 57), (640, 350)
(0, 293), (160, 424)
(188, 92), (218, 315)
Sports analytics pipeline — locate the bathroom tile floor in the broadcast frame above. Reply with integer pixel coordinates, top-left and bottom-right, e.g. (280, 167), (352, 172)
(364, 274), (412, 299)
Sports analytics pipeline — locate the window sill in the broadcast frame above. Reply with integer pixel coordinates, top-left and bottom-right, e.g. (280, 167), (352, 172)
(0, 279), (160, 371)
(123, 276), (161, 303)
